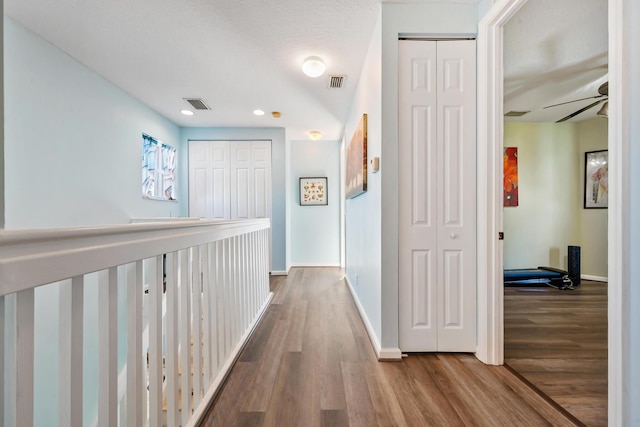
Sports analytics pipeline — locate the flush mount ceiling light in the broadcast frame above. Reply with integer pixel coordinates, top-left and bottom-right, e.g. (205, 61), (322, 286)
(308, 130), (323, 140)
(253, 109), (265, 116)
(302, 56), (325, 78)
(180, 109), (194, 116)
(272, 111), (281, 118)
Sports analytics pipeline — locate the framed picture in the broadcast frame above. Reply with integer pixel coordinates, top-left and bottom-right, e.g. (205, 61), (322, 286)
(584, 150), (608, 209)
(503, 147), (519, 206)
(346, 114), (367, 198)
(300, 177), (328, 206)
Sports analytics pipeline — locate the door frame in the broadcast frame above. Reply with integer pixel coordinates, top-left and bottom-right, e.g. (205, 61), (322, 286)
(476, 0), (625, 423)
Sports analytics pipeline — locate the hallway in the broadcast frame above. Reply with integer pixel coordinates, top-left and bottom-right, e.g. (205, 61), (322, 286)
(200, 268), (577, 426)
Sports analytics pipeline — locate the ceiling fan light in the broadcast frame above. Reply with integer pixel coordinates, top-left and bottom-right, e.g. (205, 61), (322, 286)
(597, 101), (608, 117)
(302, 56), (325, 78)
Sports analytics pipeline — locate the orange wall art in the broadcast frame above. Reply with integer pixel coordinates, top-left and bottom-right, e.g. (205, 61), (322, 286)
(504, 147), (519, 206)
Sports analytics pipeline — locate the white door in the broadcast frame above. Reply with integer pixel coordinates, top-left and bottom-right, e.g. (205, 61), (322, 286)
(189, 141), (230, 219)
(189, 140), (272, 221)
(398, 40), (477, 352)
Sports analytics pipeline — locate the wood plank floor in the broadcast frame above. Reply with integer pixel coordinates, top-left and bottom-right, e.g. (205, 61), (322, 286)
(504, 281), (608, 427)
(200, 267), (578, 427)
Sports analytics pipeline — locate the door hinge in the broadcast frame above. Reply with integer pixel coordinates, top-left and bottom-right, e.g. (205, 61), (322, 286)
(498, 232), (504, 240)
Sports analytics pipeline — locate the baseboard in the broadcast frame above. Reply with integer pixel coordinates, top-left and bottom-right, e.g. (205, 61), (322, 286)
(190, 291), (274, 427)
(581, 274), (608, 282)
(270, 270), (288, 276)
(344, 276), (402, 361)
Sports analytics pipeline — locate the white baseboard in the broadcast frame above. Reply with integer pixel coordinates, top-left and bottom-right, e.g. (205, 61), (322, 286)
(344, 276), (402, 361)
(581, 274), (608, 282)
(270, 270), (288, 276)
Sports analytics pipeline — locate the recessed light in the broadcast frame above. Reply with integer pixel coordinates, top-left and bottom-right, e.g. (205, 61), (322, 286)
(253, 109), (265, 116)
(308, 130), (323, 140)
(302, 56), (326, 78)
(180, 109), (194, 116)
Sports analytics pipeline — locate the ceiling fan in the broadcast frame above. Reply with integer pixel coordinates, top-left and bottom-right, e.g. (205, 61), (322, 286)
(544, 81), (608, 123)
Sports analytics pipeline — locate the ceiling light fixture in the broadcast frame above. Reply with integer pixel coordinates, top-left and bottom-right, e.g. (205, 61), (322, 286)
(597, 101), (608, 118)
(272, 111), (281, 118)
(302, 56), (326, 78)
(180, 109), (194, 116)
(253, 109), (265, 116)
(308, 130), (323, 140)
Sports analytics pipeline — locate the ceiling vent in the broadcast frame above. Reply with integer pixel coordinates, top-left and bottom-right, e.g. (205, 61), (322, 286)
(184, 98), (211, 110)
(505, 110), (530, 117)
(328, 75), (346, 89)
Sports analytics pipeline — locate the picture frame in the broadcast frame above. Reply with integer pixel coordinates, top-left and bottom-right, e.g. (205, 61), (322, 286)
(346, 114), (367, 199)
(584, 150), (608, 209)
(299, 177), (328, 206)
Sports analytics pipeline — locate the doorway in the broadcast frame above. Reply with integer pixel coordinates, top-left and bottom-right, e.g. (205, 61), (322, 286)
(477, 0), (622, 423)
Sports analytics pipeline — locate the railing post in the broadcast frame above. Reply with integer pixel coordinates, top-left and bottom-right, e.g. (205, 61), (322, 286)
(180, 249), (192, 426)
(98, 268), (118, 427)
(165, 252), (179, 427)
(59, 277), (84, 427)
(191, 245), (203, 408)
(126, 261), (144, 427)
(15, 288), (35, 427)
(147, 257), (163, 426)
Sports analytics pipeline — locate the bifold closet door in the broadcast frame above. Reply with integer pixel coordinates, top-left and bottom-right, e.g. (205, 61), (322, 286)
(398, 39), (477, 352)
(189, 141), (231, 219)
(189, 140), (272, 221)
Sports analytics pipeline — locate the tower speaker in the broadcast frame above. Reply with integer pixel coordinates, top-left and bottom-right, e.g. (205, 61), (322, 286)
(568, 245), (581, 286)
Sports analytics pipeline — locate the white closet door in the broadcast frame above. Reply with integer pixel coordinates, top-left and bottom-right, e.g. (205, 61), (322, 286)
(188, 141), (230, 219)
(435, 40), (476, 352)
(230, 142), (252, 219)
(398, 40), (476, 352)
(189, 140), (272, 220)
(251, 141), (272, 219)
(399, 40), (439, 351)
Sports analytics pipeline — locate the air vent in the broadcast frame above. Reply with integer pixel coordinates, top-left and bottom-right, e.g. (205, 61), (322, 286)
(505, 110), (530, 117)
(328, 75), (346, 89)
(184, 98), (210, 110)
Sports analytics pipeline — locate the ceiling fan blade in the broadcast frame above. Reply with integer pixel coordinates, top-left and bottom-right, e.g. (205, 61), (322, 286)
(544, 94), (606, 109)
(556, 99), (606, 123)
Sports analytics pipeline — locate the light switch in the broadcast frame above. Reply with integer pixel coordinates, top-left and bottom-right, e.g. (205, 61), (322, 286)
(370, 156), (380, 173)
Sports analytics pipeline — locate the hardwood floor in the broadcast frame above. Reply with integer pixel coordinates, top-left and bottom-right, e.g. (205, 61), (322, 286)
(504, 281), (608, 427)
(200, 267), (578, 427)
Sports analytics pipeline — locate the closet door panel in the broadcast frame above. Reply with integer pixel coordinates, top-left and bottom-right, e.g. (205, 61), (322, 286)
(436, 40), (477, 352)
(399, 40), (438, 351)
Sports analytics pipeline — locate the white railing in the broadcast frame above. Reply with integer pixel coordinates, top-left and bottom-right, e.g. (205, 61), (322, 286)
(0, 219), (272, 427)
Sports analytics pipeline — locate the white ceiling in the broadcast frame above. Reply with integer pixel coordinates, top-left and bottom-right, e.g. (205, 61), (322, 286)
(504, 0), (608, 123)
(4, 0), (608, 141)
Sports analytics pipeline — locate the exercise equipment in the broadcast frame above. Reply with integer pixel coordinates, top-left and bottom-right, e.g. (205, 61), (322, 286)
(504, 266), (574, 290)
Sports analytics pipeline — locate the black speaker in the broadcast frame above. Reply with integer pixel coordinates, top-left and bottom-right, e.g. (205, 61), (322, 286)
(568, 245), (581, 286)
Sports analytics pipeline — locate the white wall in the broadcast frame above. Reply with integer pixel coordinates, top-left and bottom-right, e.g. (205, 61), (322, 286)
(3, 17), (189, 426)
(180, 127), (287, 273)
(344, 6), (383, 348)
(502, 121), (608, 279)
(503, 122), (581, 269)
(289, 140), (340, 266)
(577, 119), (608, 279)
(623, 0), (640, 422)
(4, 17), (185, 230)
